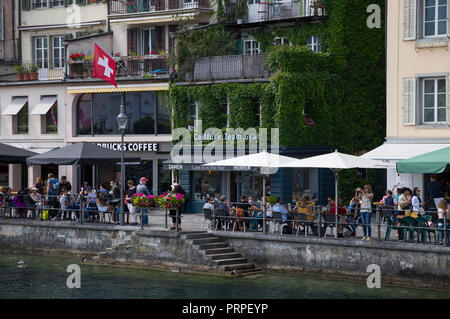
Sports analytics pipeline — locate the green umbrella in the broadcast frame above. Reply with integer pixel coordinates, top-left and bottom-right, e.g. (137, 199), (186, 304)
(396, 146), (450, 174)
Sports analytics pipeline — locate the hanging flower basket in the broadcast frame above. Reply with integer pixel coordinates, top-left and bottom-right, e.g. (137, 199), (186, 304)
(131, 193), (157, 209)
(157, 192), (185, 209)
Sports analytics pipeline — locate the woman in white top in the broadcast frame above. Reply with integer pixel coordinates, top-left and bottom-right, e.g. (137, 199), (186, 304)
(412, 187), (424, 215)
(358, 184), (374, 241)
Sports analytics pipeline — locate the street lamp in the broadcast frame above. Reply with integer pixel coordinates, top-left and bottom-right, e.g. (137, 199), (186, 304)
(117, 98), (128, 226)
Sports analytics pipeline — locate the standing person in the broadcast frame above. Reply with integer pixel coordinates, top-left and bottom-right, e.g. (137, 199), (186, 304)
(46, 173), (59, 210)
(125, 180), (138, 226)
(57, 188), (71, 221)
(34, 177), (44, 195)
(13, 191), (26, 218)
(427, 174), (442, 210)
(412, 187), (424, 215)
(109, 180), (121, 223)
(136, 177), (150, 195)
(359, 184), (374, 241)
(169, 183), (185, 231)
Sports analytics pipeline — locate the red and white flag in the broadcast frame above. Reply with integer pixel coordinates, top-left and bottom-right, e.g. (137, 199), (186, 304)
(93, 43), (117, 88)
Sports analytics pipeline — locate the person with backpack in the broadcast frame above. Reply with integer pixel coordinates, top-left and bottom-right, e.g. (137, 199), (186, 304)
(57, 176), (72, 195)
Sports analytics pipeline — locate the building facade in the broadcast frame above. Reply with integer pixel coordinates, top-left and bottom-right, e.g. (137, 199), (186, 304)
(0, 0), (212, 193)
(364, 0), (450, 196)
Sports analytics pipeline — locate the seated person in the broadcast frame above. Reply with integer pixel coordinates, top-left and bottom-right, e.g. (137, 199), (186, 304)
(330, 198), (348, 235)
(95, 191), (115, 223)
(272, 197), (290, 223)
(234, 195), (251, 230)
(214, 195), (231, 230)
(296, 195), (318, 235)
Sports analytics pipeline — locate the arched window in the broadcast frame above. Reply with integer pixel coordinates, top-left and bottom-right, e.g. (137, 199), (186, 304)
(76, 92), (170, 135)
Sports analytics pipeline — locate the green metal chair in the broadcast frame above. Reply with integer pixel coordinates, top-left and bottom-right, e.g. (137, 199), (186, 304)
(414, 216), (435, 244)
(385, 215), (404, 241)
(398, 216), (417, 242)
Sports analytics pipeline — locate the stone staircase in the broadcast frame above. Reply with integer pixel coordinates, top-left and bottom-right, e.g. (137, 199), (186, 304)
(181, 232), (261, 274)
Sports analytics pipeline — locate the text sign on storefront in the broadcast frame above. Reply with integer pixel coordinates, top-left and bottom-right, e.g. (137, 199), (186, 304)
(96, 143), (159, 152)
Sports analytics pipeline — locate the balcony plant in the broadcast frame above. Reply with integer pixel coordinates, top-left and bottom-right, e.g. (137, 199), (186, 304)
(29, 64), (39, 81)
(14, 65), (26, 81)
(69, 52), (86, 78)
(82, 55), (94, 79)
(23, 66), (31, 81)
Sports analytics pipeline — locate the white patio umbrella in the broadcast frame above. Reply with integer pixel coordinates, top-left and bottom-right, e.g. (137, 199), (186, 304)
(202, 151), (299, 233)
(279, 150), (390, 237)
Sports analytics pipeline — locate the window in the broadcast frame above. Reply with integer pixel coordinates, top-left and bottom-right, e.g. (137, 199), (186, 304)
(141, 28), (156, 55)
(50, 0), (64, 7)
(158, 159), (171, 194)
(188, 101), (199, 128)
(33, 0), (48, 9)
(34, 37), (48, 68)
(192, 171), (222, 200)
(424, 0), (447, 37)
(76, 92), (170, 135)
(274, 37), (289, 46)
(422, 78), (446, 123)
(244, 40), (260, 55)
(52, 36), (65, 69)
(15, 102), (29, 134)
(307, 36), (320, 53)
(44, 103), (58, 134)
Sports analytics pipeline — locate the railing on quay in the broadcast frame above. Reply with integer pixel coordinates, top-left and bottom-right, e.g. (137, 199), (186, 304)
(202, 202), (449, 246)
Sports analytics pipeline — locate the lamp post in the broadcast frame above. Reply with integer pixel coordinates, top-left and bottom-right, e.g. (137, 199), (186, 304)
(117, 95), (128, 226)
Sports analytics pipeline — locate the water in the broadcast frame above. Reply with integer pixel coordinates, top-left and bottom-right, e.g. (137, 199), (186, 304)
(1, 253), (449, 299)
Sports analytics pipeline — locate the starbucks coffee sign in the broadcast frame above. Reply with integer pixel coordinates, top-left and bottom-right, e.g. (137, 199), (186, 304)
(96, 142), (159, 152)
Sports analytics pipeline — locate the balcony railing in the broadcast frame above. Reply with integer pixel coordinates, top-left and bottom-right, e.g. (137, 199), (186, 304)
(182, 54), (269, 82)
(67, 55), (170, 79)
(226, 0), (327, 24)
(109, 0), (209, 15)
(0, 61), (64, 82)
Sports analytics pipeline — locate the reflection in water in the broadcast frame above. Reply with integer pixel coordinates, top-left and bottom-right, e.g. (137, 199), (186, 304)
(0, 253), (449, 299)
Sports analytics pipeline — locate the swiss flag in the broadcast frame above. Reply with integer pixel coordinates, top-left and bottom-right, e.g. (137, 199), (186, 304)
(93, 43), (117, 88)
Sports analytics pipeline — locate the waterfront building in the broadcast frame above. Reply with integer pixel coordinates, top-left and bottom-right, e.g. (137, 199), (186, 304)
(0, 0), (212, 192)
(167, 0), (387, 212)
(364, 0), (450, 195)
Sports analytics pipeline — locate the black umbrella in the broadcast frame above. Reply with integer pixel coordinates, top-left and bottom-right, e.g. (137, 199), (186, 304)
(26, 142), (141, 166)
(0, 143), (37, 163)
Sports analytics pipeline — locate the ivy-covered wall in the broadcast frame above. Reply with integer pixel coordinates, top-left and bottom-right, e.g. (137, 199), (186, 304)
(170, 0), (386, 202)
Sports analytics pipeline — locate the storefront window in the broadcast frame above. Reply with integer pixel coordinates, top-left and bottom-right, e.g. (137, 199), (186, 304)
(44, 104), (58, 134)
(76, 92), (169, 135)
(193, 171), (222, 200)
(239, 172), (269, 200)
(292, 168), (317, 201)
(158, 159), (171, 194)
(125, 160), (153, 190)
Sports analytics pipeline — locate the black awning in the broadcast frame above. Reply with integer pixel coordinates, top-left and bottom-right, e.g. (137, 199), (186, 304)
(0, 143), (37, 163)
(26, 142), (141, 166)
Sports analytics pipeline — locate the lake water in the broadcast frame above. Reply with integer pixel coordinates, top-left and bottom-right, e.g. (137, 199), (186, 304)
(1, 253), (449, 299)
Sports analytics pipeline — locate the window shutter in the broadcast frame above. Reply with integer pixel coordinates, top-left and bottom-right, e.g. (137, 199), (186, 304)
(447, 76), (450, 124)
(76, 0), (86, 5)
(447, 0), (450, 37)
(402, 77), (416, 125)
(22, 0), (31, 10)
(236, 39), (243, 55)
(127, 28), (137, 55)
(64, 0), (73, 6)
(155, 26), (165, 52)
(168, 0), (179, 9)
(403, 0), (416, 40)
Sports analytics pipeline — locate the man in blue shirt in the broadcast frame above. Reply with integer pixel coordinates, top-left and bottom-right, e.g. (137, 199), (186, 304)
(272, 197), (288, 222)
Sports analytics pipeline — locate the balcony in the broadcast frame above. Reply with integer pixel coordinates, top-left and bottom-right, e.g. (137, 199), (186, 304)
(67, 55), (170, 80)
(0, 61), (64, 82)
(181, 54), (269, 82)
(109, 0), (210, 15)
(225, 0), (327, 25)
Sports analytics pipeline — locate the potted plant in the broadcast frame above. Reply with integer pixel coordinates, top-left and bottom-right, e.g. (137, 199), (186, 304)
(29, 64), (39, 80)
(23, 66), (31, 81)
(14, 65), (25, 81)
(69, 52), (86, 78)
(131, 193), (158, 209)
(157, 192), (186, 210)
(82, 55), (94, 79)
